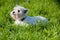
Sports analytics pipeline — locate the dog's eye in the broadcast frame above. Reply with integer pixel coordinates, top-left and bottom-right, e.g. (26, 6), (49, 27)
(18, 10), (20, 12)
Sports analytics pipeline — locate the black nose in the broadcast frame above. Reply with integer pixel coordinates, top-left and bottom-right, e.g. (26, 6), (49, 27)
(13, 11), (15, 13)
(13, 11), (15, 14)
(24, 10), (28, 13)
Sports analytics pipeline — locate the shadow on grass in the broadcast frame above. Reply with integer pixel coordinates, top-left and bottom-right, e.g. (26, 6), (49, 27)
(38, 9), (48, 16)
(55, 0), (60, 5)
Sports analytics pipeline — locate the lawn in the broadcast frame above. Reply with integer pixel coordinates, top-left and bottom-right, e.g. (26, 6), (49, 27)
(0, 0), (60, 40)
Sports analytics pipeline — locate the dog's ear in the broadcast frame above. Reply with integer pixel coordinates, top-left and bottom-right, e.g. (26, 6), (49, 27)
(24, 9), (28, 13)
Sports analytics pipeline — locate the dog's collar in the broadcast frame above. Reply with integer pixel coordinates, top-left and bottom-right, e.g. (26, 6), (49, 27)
(21, 16), (27, 21)
(21, 17), (25, 21)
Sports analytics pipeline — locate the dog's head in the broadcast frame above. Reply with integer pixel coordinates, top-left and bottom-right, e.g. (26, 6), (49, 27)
(10, 5), (28, 20)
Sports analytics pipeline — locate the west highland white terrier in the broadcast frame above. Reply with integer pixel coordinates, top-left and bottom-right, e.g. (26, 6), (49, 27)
(10, 5), (48, 26)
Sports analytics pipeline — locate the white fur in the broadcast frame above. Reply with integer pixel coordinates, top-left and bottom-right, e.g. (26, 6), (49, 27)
(10, 5), (48, 26)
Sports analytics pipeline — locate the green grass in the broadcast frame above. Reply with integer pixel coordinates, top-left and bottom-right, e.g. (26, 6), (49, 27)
(0, 0), (60, 40)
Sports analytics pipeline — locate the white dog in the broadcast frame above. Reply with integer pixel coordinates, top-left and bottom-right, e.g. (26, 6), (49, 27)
(10, 5), (48, 26)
